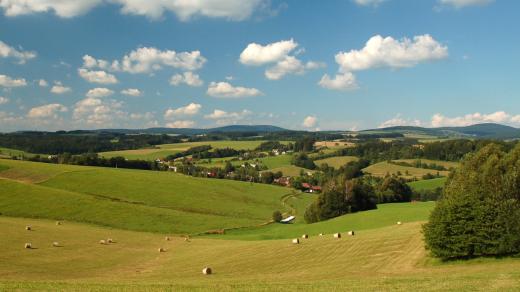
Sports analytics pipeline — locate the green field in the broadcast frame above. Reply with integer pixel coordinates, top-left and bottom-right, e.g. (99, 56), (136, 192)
(100, 141), (290, 160)
(408, 177), (448, 191)
(363, 161), (451, 179)
(393, 159), (459, 169)
(0, 159), (292, 234)
(197, 154), (293, 170)
(314, 156), (359, 169)
(266, 165), (315, 177)
(0, 147), (39, 158)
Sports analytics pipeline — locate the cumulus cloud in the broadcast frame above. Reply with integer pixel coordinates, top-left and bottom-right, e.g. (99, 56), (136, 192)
(0, 96), (9, 104)
(38, 79), (48, 87)
(27, 103), (67, 119)
(438, 0), (494, 8)
(240, 39), (322, 80)
(86, 87), (114, 98)
(166, 120), (196, 128)
(73, 96), (125, 125)
(0, 74), (27, 87)
(170, 72), (203, 87)
(50, 82), (71, 94)
(207, 82), (262, 98)
(431, 111), (512, 127)
(78, 68), (118, 84)
(0, 0), (266, 21)
(0, 40), (36, 64)
(318, 72), (358, 91)
(353, 0), (386, 6)
(335, 34), (448, 72)
(302, 116), (317, 128)
(204, 109), (252, 125)
(121, 88), (142, 96)
(164, 103), (201, 120)
(378, 114), (422, 128)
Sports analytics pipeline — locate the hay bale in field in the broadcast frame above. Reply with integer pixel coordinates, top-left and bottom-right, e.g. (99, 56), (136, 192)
(319, 233), (324, 236)
(158, 247), (165, 252)
(333, 233), (341, 238)
(99, 239), (106, 245)
(301, 234), (309, 239)
(56, 221), (61, 225)
(292, 238), (300, 244)
(107, 238), (114, 243)
(202, 267), (212, 275)
(397, 221), (402, 225)
(25, 225), (31, 231)
(52, 242), (60, 247)
(24, 243), (32, 249)
(165, 236), (170, 241)
(347, 231), (355, 236)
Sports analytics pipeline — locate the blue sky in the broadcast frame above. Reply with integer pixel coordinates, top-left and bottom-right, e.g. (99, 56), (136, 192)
(0, 0), (519, 131)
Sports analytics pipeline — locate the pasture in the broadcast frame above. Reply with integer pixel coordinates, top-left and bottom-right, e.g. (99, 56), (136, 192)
(265, 165), (315, 177)
(363, 161), (451, 179)
(408, 177), (448, 191)
(314, 156), (359, 169)
(100, 140), (290, 160)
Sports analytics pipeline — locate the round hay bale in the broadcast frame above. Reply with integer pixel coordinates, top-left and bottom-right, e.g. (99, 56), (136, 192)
(25, 225), (31, 231)
(319, 233), (324, 236)
(333, 233), (341, 238)
(107, 238), (114, 243)
(301, 234), (309, 239)
(56, 221), (61, 226)
(347, 231), (355, 236)
(24, 243), (32, 249)
(158, 247), (165, 252)
(202, 267), (212, 275)
(292, 238), (300, 244)
(184, 237), (190, 242)
(397, 221), (402, 225)
(165, 236), (170, 241)
(52, 242), (60, 247)
(99, 239), (106, 245)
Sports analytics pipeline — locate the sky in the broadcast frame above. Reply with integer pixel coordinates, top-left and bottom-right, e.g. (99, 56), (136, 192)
(0, 0), (519, 132)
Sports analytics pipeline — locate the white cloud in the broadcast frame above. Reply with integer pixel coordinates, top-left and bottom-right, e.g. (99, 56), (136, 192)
(318, 72), (358, 91)
(78, 68), (118, 84)
(378, 114), (422, 128)
(86, 87), (114, 98)
(431, 111), (511, 127)
(170, 72), (203, 87)
(438, 0), (494, 8)
(353, 0), (386, 6)
(0, 40), (36, 64)
(50, 82), (71, 94)
(82, 54), (111, 70)
(121, 88), (142, 96)
(302, 116), (317, 128)
(0, 74), (27, 87)
(166, 120), (196, 128)
(207, 82), (262, 98)
(0, 0), (266, 20)
(38, 79), (48, 87)
(164, 103), (201, 120)
(0, 96), (9, 104)
(73, 96), (125, 125)
(112, 47), (206, 74)
(27, 103), (67, 119)
(130, 111), (155, 121)
(265, 56), (325, 80)
(204, 109), (252, 125)
(240, 39), (298, 66)
(335, 35), (448, 72)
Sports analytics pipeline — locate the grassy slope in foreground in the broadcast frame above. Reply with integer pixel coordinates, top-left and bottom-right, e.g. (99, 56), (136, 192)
(1, 216), (519, 291)
(0, 159), (291, 234)
(208, 201), (435, 240)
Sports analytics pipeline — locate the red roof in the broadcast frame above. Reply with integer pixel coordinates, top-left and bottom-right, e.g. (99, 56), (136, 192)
(302, 183), (311, 188)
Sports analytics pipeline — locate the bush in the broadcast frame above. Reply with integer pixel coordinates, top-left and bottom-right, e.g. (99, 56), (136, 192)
(423, 143), (520, 259)
(272, 210), (283, 222)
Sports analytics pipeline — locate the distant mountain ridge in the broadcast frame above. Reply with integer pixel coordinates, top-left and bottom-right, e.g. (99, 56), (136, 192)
(95, 125), (289, 135)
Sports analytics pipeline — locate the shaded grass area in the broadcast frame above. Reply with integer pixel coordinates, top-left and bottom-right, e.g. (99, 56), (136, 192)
(363, 162), (451, 179)
(314, 156), (359, 169)
(408, 177), (448, 191)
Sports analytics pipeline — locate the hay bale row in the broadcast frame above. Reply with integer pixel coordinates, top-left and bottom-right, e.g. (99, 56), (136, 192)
(348, 231), (355, 236)
(24, 243), (32, 249)
(25, 225), (31, 231)
(158, 247), (165, 252)
(301, 234), (308, 239)
(292, 238), (300, 244)
(202, 267), (212, 275)
(165, 236), (171, 241)
(99, 239), (107, 245)
(334, 233), (341, 238)
(397, 221), (402, 225)
(56, 221), (62, 226)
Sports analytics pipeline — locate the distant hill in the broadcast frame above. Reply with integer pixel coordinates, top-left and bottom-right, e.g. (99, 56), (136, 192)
(96, 125), (289, 135)
(362, 123), (520, 139)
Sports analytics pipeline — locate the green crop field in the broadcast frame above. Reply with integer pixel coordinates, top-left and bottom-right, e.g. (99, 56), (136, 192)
(0, 159), (292, 234)
(100, 141), (290, 160)
(363, 161), (451, 179)
(408, 177), (448, 191)
(314, 156), (359, 169)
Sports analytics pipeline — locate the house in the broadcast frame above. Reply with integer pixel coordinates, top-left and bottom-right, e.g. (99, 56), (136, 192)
(301, 183), (322, 193)
(274, 176), (291, 187)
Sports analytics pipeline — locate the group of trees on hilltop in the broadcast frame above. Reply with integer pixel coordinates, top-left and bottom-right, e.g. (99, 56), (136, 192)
(424, 143), (520, 259)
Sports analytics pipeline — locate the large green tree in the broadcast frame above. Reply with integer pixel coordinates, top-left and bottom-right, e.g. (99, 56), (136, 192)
(423, 143), (520, 259)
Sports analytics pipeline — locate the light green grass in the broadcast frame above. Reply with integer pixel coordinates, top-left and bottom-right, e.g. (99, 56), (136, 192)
(393, 159), (459, 169)
(363, 161), (451, 179)
(408, 177), (448, 191)
(314, 156), (359, 169)
(100, 141), (290, 160)
(265, 165), (315, 177)
(2, 216), (520, 291)
(0, 147), (39, 158)
(0, 159), (291, 234)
